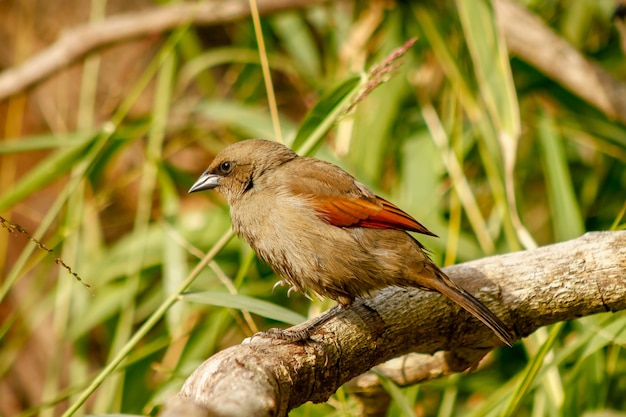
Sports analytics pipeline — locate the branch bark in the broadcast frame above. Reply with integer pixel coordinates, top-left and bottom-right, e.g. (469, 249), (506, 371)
(160, 231), (626, 417)
(494, 0), (626, 124)
(0, 0), (331, 101)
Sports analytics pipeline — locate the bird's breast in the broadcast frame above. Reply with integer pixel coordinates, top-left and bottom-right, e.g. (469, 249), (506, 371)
(228, 190), (430, 302)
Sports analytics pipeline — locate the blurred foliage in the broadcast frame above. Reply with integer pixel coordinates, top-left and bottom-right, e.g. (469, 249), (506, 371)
(0, 0), (625, 416)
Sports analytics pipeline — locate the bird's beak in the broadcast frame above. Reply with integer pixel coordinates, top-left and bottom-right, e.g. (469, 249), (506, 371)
(188, 171), (221, 193)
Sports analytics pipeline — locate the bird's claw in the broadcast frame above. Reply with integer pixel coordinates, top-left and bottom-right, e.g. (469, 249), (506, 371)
(272, 279), (287, 292)
(273, 279), (309, 299)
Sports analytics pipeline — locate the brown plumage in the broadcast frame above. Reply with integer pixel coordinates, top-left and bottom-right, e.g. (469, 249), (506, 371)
(189, 139), (514, 346)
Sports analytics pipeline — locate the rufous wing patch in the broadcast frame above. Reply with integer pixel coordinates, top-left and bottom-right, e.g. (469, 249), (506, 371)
(312, 195), (437, 237)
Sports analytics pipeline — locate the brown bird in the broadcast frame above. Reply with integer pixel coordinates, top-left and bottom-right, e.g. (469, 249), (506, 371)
(189, 139), (514, 346)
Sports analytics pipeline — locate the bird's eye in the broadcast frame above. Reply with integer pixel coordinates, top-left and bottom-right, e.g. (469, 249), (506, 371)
(218, 161), (233, 175)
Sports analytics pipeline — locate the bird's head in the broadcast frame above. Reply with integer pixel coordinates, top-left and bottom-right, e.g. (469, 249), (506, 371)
(188, 139), (297, 202)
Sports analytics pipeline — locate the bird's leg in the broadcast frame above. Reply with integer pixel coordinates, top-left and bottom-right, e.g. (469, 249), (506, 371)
(257, 304), (344, 341)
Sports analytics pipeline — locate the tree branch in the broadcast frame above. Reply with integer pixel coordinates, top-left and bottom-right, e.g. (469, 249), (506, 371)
(345, 350), (491, 417)
(160, 231), (626, 417)
(2, 0), (626, 128)
(0, 0), (330, 102)
(495, 0), (626, 124)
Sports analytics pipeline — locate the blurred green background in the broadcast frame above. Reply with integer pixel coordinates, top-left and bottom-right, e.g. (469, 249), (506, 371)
(0, 0), (625, 416)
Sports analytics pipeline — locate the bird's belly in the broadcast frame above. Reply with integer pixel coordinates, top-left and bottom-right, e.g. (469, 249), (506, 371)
(254, 228), (396, 304)
(231, 201), (418, 305)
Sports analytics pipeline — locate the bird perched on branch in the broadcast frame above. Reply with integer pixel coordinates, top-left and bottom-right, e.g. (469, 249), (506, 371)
(189, 139), (514, 346)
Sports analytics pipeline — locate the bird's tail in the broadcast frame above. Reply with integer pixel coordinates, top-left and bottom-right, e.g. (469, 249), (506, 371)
(431, 271), (515, 347)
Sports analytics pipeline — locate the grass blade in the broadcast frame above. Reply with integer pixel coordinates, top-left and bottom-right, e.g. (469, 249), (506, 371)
(182, 291), (306, 325)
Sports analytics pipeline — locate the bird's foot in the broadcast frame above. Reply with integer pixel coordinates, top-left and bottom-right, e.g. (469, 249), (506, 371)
(253, 305), (344, 342)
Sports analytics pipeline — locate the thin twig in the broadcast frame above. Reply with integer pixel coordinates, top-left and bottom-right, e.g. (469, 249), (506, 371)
(0, 215), (89, 288)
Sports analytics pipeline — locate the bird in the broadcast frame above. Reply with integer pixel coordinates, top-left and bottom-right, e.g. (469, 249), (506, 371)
(189, 139), (514, 346)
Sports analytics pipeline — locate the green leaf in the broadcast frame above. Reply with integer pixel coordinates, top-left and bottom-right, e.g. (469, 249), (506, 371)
(575, 316), (626, 368)
(457, 0), (520, 141)
(271, 12), (321, 82)
(0, 139), (93, 211)
(373, 370), (417, 417)
(0, 130), (96, 153)
(181, 291), (306, 325)
(413, 5), (479, 118)
(499, 322), (565, 417)
(291, 75), (361, 156)
(195, 99), (297, 140)
(538, 109), (585, 240)
(69, 282), (136, 340)
(178, 47), (296, 94)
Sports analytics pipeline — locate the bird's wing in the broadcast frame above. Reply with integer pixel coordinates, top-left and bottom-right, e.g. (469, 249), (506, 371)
(285, 159), (437, 236)
(315, 195), (437, 236)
